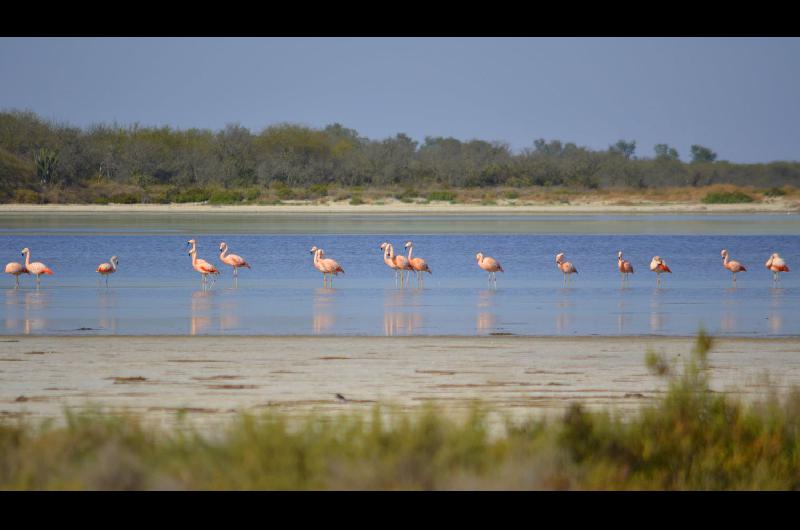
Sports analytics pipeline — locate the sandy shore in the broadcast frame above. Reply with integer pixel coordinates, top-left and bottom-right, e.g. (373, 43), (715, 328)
(1, 198), (798, 215)
(2, 335), (799, 429)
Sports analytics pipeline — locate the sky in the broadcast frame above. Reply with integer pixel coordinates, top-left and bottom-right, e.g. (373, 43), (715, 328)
(1, 37), (799, 163)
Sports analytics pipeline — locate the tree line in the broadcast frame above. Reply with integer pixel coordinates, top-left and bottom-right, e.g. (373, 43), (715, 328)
(0, 109), (797, 202)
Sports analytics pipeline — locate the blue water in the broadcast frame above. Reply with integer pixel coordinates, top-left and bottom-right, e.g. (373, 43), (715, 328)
(1, 215), (798, 336)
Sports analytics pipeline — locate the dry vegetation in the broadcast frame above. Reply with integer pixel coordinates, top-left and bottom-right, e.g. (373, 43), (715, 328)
(6, 183), (798, 209)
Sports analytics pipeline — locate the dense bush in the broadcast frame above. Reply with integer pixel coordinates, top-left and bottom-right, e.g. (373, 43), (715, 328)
(701, 190), (755, 204)
(764, 187), (787, 197)
(172, 188), (211, 203)
(395, 188), (420, 202)
(109, 192), (140, 204)
(307, 184), (328, 198)
(208, 189), (244, 205)
(12, 189), (39, 203)
(426, 190), (457, 202)
(2, 110), (798, 204)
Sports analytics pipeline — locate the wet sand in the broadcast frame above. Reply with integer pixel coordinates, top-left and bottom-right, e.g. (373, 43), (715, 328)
(2, 335), (799, 429)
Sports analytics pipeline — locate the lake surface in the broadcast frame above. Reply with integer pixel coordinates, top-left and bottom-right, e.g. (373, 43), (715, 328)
(1, 212), (798, 337)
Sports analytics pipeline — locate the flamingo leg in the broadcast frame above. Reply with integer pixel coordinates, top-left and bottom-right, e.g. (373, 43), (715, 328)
(15, 275), (19, 289)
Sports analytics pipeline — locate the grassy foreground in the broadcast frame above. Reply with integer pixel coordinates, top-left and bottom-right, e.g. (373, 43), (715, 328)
(2, 332), (800, 490)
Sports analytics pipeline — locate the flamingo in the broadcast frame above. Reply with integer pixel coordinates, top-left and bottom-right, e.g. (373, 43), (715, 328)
(187, 239), (219, 290)
(4, 262), (29, 289)
(219, 242), (251, 282)
(96, 256), (119, 287)
(310, 246), (344, 287)
(391, 244), (413, 288)
(476, 252), (503, 287)
(555, 253), (577, 286)
(618, 251), (634, 283)
(649, 256), (671, 287)
(405, 241), (431, 287)
(20, 248), (53, 288)
(765, 253), (790, 284)
(380, 242), (402, 287)
(721, 249), (746, 285)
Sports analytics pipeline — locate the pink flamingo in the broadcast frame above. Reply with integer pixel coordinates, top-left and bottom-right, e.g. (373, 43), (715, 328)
(4, 262), (29, 289)
(392, 244), (413, 288)
(380, 242), (403, 287)
(649, 256), (671, 287)
(405, 241), (431, 287)
(555, 252), (577, 286)
(618, 251), (634, 283)
(187, 239), (219, 290)
(20, 248), (53, 289)
(219, 242), (251, 282)
(310, 246), (344, 287)
(476, 252), (503, 287)
(765, 253), (790, 284)
(721, 249), (746, 285)
(96, 256), (119, 287)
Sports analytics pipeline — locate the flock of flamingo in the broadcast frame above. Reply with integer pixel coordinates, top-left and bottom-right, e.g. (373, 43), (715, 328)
(3, 241), (792, 290)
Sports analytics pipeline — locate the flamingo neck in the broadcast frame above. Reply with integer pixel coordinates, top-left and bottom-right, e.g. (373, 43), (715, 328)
(220, 246), (228, 260)
(23, 252), (30, 268)
(407, 245), (413, 260)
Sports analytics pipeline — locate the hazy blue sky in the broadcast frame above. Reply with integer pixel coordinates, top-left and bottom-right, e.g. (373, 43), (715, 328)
(1, 37), (798, 162)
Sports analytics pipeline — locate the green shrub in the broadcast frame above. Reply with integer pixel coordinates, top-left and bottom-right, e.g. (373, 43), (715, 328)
(109, 192), (140, 204)
(307, 184), (329, 198)
(208, 190), (244, 205)
(276, 187), (294, 201)
(505, 191), (520, 200)
(395, 188), (420, 202)
(13, 189), (40, 203)
(349, 194), (364, 205)
(242, 187), (262, 201)
(427, 190), (457, 202)
(701, 191), (755, 204)
(763, 187), (787, 197)
(173, 188), (211, 203)
(146, 188), (175, 204)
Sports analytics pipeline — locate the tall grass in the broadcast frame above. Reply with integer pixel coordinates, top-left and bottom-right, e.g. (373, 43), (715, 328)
(2, 332), (800, 490)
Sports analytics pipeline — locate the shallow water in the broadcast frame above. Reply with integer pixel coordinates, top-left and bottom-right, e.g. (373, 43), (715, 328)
(1, 213), (798, 337)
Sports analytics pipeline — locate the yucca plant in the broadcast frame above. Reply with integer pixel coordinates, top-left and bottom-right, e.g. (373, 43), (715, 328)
(34, 147), (59, 186)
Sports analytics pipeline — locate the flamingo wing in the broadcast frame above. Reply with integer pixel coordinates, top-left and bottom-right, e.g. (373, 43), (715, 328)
(196, 259), (218, 274)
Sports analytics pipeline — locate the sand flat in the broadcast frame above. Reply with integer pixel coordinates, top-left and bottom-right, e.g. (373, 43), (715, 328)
(2, 335), (799, 428)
